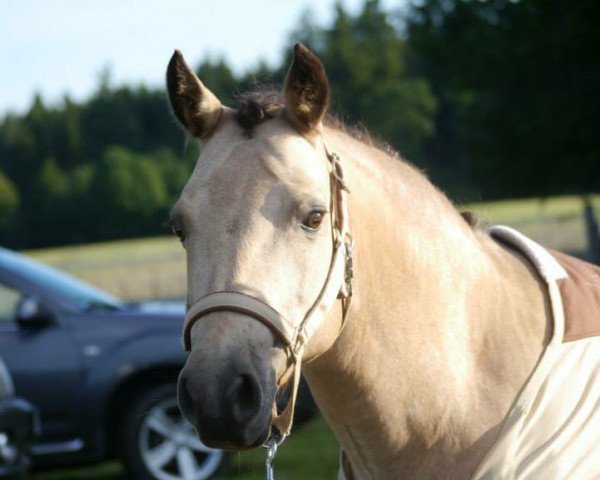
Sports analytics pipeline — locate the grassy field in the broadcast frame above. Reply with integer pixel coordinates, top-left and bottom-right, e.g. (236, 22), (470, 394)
(23, 194), (599, 302)
(463, 194), (600, 256)
(31, 416), (340, 480)
(26, 236), (186, 300)
(22, 194), (599, 479)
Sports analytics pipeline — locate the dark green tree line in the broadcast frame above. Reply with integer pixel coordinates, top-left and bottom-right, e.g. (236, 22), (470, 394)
(0, 0), (597, 248)
(0, 83), (198, 247)
(407, 0), (600, 199)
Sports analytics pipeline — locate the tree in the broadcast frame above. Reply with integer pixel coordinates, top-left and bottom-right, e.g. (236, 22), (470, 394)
(91, 146), (169, 238)
(407, 0), (600, 199)
(0, 170), (18, 230)
(102, 146), (168, 215)
(196, 58), (239, 104)
(1, 0), (597, 247)
(316, 1), (437, 162)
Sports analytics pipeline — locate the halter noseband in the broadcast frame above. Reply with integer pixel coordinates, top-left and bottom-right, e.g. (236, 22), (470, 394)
(181, 144), (354, 441)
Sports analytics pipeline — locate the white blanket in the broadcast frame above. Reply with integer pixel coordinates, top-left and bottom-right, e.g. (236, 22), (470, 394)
(473, 226), (600, 479)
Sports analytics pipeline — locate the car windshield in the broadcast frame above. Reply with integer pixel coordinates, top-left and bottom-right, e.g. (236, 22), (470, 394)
(0, 248), (123, 311)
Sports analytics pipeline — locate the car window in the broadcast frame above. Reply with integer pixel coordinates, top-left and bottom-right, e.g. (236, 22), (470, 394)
(0, 248), (123, 311)
(0, 283), (22, 322)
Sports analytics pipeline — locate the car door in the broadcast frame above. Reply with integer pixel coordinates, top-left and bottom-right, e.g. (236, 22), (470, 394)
(0, 278), (83, 442)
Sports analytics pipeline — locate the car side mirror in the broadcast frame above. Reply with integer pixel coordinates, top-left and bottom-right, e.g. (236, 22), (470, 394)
(16, 297), (54, 326)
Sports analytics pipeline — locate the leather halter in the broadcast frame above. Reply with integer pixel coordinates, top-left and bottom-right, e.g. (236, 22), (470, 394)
(182, 144), (354, 441)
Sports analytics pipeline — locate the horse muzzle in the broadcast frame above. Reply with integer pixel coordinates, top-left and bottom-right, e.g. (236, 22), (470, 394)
(177, 316), (278, 449)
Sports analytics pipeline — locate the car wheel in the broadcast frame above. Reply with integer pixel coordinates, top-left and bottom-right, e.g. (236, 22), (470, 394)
(120, 383), (225, 480)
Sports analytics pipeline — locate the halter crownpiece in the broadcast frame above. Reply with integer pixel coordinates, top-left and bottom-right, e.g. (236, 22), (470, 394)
(181, 143), (354, 447)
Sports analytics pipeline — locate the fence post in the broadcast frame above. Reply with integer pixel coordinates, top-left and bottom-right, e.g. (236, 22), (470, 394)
(583, 196), (600, 265)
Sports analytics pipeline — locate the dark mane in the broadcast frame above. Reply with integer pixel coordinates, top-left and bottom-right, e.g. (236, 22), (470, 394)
(234, 88), (398, 158)
(234, 88), (284, 133)
(460, 211), (489, 230)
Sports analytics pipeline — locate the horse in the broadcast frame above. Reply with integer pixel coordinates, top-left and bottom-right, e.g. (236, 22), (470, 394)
(166, 44), (600, 479)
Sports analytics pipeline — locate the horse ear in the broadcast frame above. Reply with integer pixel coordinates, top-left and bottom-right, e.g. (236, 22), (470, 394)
(166, 50), (223, 139)
(283, 43), (329, 133)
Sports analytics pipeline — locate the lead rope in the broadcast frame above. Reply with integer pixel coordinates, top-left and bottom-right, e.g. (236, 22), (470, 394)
(264, 436), (279, 480)
(262, 145), (353, 480)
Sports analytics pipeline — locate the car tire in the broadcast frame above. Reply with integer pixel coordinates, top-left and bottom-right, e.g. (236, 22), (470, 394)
(119, 383), (226, 480)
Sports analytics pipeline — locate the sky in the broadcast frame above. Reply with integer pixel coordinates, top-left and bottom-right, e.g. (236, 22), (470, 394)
(0, 0), (401, 116)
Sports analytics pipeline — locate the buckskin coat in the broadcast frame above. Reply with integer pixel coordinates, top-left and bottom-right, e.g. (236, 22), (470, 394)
(341, 226), (600, 480)
(166, 44), (599, 480)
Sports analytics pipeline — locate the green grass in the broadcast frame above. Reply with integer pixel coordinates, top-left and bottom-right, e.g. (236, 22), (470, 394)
(461, 195), (598, 224)
(31, 417), (340, 480)
(223, 417), (339, 480)
(25, 236), (186, 301)
(31, 462), (123, 480)
(462, 194), (599, 255)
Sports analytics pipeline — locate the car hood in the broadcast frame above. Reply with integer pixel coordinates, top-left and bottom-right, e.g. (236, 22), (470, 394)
(124, 299), (186, 316)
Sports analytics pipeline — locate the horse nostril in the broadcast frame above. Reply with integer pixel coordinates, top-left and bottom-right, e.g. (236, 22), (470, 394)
(177, 377), (196, 424)
(228, 374), (262, 424)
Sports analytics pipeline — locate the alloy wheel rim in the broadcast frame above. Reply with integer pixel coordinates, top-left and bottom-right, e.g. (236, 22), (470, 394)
(139, 397), (223, 480)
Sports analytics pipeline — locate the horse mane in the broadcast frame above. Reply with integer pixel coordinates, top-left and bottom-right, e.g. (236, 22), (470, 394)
(460, 211), (489, 230)
(235, 88), (487, 233)
(234, 88), (284, 132)
(234, 88), (399, 159)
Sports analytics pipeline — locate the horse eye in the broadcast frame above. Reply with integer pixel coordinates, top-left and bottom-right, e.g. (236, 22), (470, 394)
(302, 211), (324, 232)
(171, 222), (185, 242)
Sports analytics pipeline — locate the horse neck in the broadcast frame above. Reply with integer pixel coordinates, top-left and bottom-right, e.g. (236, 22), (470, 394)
(303, 129), (550, 479)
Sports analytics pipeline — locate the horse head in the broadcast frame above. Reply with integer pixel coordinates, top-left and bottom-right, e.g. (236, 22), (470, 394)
(168, 44), (348, 449)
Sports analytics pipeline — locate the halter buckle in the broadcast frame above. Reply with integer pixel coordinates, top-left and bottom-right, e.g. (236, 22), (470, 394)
(328, 152), (350, 193)
(340, 234), (355, 299)
(292, 325), (308, 355)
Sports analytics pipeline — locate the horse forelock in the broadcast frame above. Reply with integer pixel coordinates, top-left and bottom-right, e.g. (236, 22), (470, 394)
(234, 89), (284, 135)
(233, 88), (398, 159)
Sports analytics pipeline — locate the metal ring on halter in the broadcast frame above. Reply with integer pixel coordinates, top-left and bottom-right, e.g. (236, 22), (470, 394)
(264, 436), (279, 480)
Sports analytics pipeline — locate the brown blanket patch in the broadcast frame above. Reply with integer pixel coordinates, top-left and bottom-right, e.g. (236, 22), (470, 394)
(550, 250), (600, 342)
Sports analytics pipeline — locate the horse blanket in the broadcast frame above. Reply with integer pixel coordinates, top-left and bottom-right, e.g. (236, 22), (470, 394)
(472, 226), (600, 479)
(339, 226), (600, 479)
